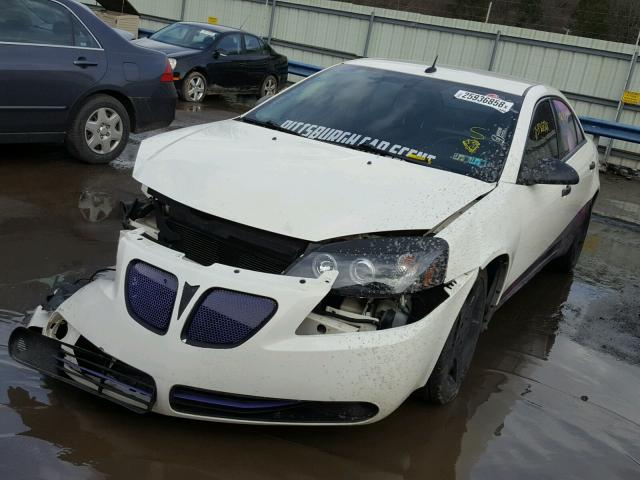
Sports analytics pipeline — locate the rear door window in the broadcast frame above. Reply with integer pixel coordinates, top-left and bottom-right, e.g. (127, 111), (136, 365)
(522, 100), (559, 169)
(244, 35), (265, 54)
(552, 99), (580, 158)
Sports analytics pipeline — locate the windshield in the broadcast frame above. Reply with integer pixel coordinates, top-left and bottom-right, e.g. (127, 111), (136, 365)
(150, 23), (218, 50)
(243, 64), (523, 182)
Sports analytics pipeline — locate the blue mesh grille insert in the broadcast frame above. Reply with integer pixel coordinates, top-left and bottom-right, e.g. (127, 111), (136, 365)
(125, 261), (178, 334)
(185, 289), (277, 347)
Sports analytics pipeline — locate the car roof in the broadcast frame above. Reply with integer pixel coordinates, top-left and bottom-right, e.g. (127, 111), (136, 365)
(346, 58), (537, 96)
(178, 22), (245, 34)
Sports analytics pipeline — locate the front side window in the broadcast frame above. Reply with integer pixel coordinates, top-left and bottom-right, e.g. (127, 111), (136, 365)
(1, 0), (97, 47)
(552, 99), (580, 158)
(150, 24), (218, 50)
(242, 64), (523, 183)
(216, 34), (242, 55)
(522, 100), (559, 170)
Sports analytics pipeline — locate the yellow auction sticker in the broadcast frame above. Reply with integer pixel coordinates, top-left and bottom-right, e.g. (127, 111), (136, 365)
(207, 16), (218, 24)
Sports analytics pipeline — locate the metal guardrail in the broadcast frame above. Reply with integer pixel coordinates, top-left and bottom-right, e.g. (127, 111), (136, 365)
(287, 60), (323, 77)
(580, 117), (640, 144)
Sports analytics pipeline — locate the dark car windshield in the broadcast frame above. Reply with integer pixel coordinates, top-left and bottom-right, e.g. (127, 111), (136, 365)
(150, 23), (218, 50)
(242, 64), (523, 182)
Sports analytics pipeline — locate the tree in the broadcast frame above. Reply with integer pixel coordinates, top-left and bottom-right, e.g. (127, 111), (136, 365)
(572, 0), (610, 39)
(515, 0), (544, 29)
(446, 0), (489, 22)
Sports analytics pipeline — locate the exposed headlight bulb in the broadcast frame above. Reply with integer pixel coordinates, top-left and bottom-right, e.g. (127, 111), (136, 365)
(396, 253), (417, 275)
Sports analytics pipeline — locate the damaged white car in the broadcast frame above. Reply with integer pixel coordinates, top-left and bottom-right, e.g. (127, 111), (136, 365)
(10, 59), (600, 425)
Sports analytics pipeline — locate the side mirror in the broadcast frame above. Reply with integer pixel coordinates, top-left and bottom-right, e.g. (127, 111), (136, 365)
(212, 50), (227, 59)
(518, 157), (579, 186)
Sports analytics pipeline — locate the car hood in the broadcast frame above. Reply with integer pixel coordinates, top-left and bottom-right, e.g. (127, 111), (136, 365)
(132, 37), (199, 57)
(133, 120), (495, 242)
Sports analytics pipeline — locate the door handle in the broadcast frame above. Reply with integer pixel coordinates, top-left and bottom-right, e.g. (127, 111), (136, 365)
(589, 161), (596, 170)
(561, 185), (572, 197)
(74, 57), (98, 68)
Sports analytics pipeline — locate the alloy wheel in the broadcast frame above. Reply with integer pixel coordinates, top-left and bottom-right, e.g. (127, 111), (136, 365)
(187, 75), (206, 102)
(263, 76), (277, 96)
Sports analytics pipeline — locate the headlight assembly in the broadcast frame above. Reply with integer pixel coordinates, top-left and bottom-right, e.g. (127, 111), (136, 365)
(286, 236), (448, 297)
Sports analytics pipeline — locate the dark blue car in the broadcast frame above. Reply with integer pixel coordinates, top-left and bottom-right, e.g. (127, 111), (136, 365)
(0, 0), (177, 163)
(134, 22), (288, 102)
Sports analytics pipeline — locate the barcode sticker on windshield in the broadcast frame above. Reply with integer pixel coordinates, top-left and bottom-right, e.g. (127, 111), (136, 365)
(454, 90), (513, 113)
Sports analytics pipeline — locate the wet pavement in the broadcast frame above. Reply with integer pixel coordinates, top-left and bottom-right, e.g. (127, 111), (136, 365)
(1, 96), (639, 479)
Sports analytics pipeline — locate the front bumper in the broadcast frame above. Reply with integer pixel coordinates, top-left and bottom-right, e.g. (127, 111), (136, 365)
(15, 229), (477, 425)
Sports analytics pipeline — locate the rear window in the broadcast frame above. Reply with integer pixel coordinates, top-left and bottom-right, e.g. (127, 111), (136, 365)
(243, 64), (523, 182)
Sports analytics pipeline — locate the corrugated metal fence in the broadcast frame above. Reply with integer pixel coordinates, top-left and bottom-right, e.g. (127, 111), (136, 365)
(94, 0), (640, 167)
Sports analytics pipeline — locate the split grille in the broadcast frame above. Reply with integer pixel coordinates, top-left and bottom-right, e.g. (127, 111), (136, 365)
(125, 260), (178, 334)
(125, 261), (277, 346)
(183, 289), (277, 347)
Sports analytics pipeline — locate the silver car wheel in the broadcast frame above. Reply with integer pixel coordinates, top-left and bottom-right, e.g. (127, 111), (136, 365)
(84, 107), (123, 155)
(262, 76), (278, 97)
(187, 75), (206, 102)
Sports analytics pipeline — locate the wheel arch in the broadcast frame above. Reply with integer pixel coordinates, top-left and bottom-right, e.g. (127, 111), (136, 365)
(185, 68), (209, 83)
(482, 254), (510, 326)
(67, 90), (136, 132)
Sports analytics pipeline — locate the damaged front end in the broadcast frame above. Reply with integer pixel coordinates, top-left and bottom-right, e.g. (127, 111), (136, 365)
(122, 190), (452, 336)
(8, 189), (474, 425)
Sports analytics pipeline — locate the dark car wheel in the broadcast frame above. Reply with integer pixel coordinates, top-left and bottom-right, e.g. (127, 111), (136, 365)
(259, 74), (278, 98)
(549, 204), (593, 273)
(66, 94), (130, 164)
(181, 71), (207, 102)
(417, 270), (488, 405)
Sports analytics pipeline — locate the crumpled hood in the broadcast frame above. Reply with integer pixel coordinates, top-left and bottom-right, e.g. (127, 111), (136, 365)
(132, 37), (199, 57)
(133, 120), (495, 241)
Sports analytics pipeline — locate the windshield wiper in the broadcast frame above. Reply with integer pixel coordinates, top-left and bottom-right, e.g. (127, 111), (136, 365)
(239, 117), (299, 135)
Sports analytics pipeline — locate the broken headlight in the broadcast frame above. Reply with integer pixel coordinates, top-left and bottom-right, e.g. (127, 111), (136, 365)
(286, 236), (448, 297)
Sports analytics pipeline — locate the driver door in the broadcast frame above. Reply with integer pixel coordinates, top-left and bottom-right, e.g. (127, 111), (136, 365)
(507, 99), (577, 284)
(207, 33), (246, 90)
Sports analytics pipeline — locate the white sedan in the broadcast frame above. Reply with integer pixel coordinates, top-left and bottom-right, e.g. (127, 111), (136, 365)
(10, 59), (599, 425)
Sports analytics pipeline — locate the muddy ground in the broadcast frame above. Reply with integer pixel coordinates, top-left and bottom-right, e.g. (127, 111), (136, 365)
(1, 97), (639, 479)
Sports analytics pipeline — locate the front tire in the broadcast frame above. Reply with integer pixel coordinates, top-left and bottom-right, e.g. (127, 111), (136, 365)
(181, 71), (207, 102)
(418, 270), (488, 405)
(66, 95), (130, 164)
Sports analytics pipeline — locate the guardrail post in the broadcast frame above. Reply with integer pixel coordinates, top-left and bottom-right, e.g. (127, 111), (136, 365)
(603, 29), (640, 167)
(488, 30), (501, 71)
(363, 11), (375, 57)
(267, 0), (277, 45)
(180, 0), (187, 20)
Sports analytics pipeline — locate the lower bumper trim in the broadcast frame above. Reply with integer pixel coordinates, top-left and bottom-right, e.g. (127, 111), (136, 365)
(170, 385), (379, 423)
(9, 327), (156, 413)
